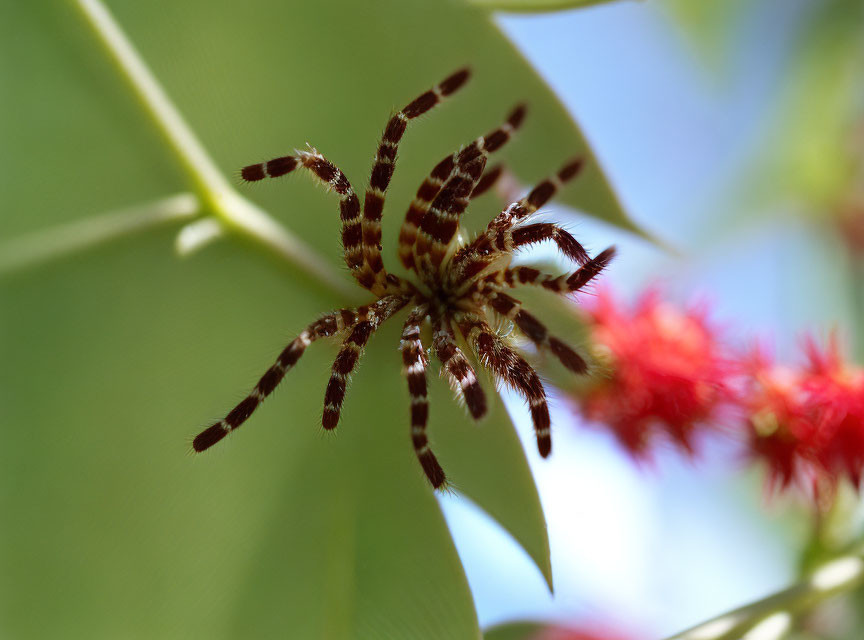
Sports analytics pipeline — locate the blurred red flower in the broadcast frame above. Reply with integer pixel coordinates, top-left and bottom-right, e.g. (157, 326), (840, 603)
(574, 289), (734, 458)
(533, 625), (635, 640)
(744, 335), (864, 495)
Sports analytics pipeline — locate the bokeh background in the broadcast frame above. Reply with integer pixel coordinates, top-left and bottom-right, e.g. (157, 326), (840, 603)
(2, 0), (863, 638)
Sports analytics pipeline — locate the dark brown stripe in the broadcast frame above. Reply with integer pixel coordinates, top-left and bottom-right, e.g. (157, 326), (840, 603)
(384, 115), (407, 143)
(377, 142), (397, 162)
(461, 257), (492, 281)
(411, 402), (429, 427)
(226, 396), (259, 428)
(334, 348), (359, 375)
(489, 294), (516, 316)
(515, 310), (547, 344)
(241, 164), (266, 182)
(417, 181), (440, 202)
(265, 155), (298, 178)
(517, 267), (539, 283)
(471, 165), (502, 199)
(357, 271), (376, 289)
(339, 195), (360, 222)
(439, 68), (470, 96)
(407, 372), (426, 396)
(567, 247), (615, 291)
(507, 104), (527, 129)
(342, 222), (362, 248)
(257, 365), (285, 396)
(420, 450), (446, 489)
(549, 337), (588, 374)
(324, 376), (346, 407)
(368, 253), (384, 273)
(431, 156), (455, 180)
(369, 161), (394, 192)
(364, 192), (385, 221)
(463, 382), (487, 420)
(527, 181), (556, 209)
(403, 91), (438, 118)
(308, 158), (337, 183)
(193, 424), (228, 451)
(483, 129), (508, 153)
(322, 408), (340, 430)
(278, 341), (304, 367)
(557, 158), (584, 182)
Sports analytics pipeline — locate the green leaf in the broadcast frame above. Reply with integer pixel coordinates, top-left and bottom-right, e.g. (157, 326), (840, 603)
(467, 0), (637, 14)
(661, 0), (750, 74)
(0, 0), (636, 635)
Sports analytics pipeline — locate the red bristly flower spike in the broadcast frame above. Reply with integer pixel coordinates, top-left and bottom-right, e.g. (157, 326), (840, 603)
(744, 335), (864, 495)
(575, 289), (735, 458)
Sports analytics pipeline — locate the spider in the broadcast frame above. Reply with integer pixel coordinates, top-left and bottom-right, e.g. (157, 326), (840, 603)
(193, 68), (615, 489)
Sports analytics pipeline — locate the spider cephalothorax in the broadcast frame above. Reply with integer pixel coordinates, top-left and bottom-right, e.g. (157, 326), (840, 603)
(193, 68), (615, 488)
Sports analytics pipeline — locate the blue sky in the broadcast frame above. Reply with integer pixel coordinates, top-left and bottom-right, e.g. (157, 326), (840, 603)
(437, 2), (838, 635)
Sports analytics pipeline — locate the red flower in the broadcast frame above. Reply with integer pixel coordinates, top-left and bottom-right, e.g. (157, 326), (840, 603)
(575, 289), (734, 458)
(744, 335), (864, 494)
(533, 625), (636, 640)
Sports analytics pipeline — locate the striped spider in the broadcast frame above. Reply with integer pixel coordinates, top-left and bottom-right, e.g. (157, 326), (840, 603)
(193, 68), (615, 489)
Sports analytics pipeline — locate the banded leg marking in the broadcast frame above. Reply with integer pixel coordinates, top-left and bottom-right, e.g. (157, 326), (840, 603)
(399, 105), (525, 275)
(400, 305), (446, 488)
(458, 314), (552, 457)
(488, 292), (587, 374)
(193, 309), (357, 452)
(360, 68), (472, 293)
(322, 296), (409, 430)
(433, 318), (487, 420)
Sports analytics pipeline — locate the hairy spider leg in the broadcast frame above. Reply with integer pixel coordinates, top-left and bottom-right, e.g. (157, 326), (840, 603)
(413, 153), (488, 285)
(432, 317), (487, 420)
(449, 158), (586, 288)
(322, 296), (409, 429)
(400, 305), (447, 488)
(495, 247), (616, 294)
(238, 149), (367, 286)
(458, 313), (552, 457)
(193, 306), (367, 452)
(469, 164), (505, 200)
(486, 291), (588, 374)
(398, 105), (526, 274)
(359, 68), (472, 295)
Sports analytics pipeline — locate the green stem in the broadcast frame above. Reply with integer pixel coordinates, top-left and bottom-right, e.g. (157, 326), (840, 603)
(663, 550), (864, 640)
(74, 0), (355, 300)
(0, 193), (199, 275)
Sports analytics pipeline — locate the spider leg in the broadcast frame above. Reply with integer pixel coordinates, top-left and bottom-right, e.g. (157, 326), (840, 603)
(457, 313), (552, 457)
(193, 307), (362, 452)
(322, 296), (409, 429)
(487, 291), (588, 374)
(400, 305), (446, 488)
(398, 105), (525, 273)
(470, 164), (504, 200)
(414, 152), (487, 283)
(359, 68), (471, 294)
(432, 316), (487, 420)
(450, 158), (585, 285)
(239, 149), (368, 289)
(497, 247), (616, 294)
(508, 223), (589, 264)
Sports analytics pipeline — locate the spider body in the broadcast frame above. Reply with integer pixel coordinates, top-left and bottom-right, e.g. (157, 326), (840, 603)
(193, 68), (615, 488)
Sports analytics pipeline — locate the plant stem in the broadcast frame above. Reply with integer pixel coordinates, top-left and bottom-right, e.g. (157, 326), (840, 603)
(74, 0), (356, 300)
(0, 193), (199, 275)
(663, 550), (864, 640)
